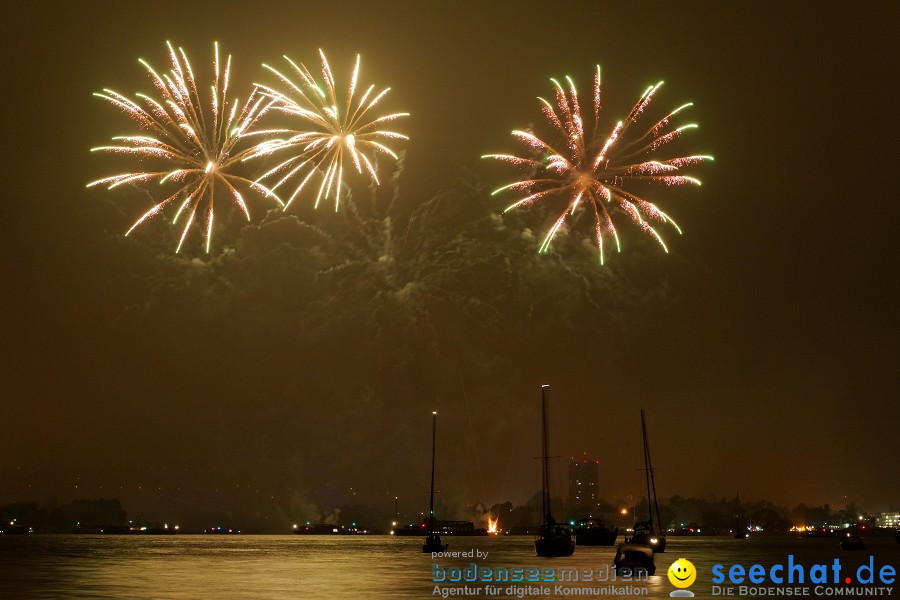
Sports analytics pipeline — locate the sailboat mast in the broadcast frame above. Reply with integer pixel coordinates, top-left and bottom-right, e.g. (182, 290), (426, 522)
(641, 410), (652, 527)
(641, 410), (663, 534)
(429, 411), (437, 535)
(541, 385), (551, 524)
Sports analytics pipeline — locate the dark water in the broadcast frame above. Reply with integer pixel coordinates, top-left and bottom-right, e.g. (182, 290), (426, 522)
(1, 534), (897, 598)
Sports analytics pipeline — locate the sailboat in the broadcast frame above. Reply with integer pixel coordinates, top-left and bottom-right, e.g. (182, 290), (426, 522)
(422, 411), (448, 553)
(628, 409), (666, 553)
(534, 385), (575, 557)
(733, 492), (748, 539)
(840, 529), (866, 551)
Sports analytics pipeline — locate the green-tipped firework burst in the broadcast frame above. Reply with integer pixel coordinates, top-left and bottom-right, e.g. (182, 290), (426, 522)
(484, 67), (712, 264)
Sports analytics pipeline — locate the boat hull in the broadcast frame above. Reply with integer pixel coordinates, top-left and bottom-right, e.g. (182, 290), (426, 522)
(840, 536), (866, 551)
(535, 533), (575, 557)
(629, 531), (666, 553)
(613, 543), (656, 576)
(575, 526), (618, 546)
(841, 541), (866, 551)
(423, 535), (448, 553)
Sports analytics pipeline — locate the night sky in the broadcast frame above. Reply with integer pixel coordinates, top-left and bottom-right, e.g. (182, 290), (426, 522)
(3, 2), (898, 527)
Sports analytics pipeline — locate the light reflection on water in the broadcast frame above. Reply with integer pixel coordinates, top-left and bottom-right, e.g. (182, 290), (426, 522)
(1, 534), (897, 598)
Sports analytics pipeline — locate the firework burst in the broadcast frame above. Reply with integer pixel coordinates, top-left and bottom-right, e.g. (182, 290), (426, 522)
(244, 50), (408, 211)
(88, 42), (282, 253)
(484, 67), (712, 264)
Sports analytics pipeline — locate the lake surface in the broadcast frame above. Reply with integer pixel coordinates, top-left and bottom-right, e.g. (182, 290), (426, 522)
(1, 534), (897, 598)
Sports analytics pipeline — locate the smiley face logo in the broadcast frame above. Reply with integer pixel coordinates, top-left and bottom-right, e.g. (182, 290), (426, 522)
(668, 558), (697, 589)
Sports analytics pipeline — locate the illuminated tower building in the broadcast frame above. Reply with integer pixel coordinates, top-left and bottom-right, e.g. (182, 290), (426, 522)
(568, 451), (600, 513)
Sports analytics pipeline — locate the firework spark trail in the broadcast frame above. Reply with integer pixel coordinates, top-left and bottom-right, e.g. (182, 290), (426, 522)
(88, 42), (283, 253)
(484, 66), (712, 264)
(242, 51), (409, 212)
